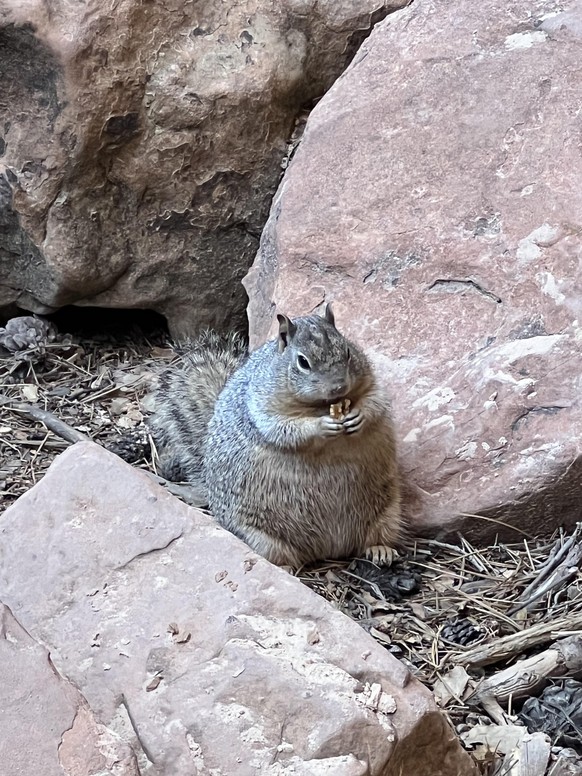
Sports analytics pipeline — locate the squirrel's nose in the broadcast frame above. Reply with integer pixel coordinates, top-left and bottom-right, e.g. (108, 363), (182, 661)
(331, 383), (348, 399)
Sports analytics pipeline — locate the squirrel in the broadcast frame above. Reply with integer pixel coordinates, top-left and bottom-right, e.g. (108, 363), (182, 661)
(149, 304), (401, 567)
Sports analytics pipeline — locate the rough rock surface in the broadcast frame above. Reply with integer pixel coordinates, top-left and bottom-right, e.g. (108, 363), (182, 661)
(0, 0), (407, 336)
(0, 602), (139, 776)
(245, 0), (582, 541)
(0, 442), (478, 775)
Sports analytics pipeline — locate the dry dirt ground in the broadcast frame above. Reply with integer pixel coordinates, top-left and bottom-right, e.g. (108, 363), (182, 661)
(1, 310), (581, 776)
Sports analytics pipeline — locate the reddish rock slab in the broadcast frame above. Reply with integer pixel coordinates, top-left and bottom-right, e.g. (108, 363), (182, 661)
(0, 442), (477, 775)
(0, 0), (407, 335)
(245, 0), (582, 541)
(0, 602), (138, 776)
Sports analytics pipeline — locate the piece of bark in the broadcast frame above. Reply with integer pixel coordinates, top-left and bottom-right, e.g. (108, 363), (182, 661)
(466, 636), (582, 725)
(462, 727), (551, 775)
(504, 733), (551, 776)
(455, 617), (582, 668)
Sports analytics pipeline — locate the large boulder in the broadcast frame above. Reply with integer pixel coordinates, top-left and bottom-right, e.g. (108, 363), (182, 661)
(0, 0), (406, 336)
(245, 0), (582, 541)
(0, 442), (477, 775)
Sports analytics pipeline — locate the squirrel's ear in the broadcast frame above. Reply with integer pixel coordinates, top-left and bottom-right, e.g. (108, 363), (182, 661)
(277, 313), (296, 352)
(322, 302), (335, 327)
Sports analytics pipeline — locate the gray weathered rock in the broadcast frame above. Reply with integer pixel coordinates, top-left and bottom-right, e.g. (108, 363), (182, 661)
(0, 0), (407, 336)
(0, 442), (478, 775)
(245, 0), (582, 541)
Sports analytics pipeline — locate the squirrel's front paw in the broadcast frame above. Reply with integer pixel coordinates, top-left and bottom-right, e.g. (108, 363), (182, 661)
(319, 415), (345, 437)
(342, 407), (365, 434)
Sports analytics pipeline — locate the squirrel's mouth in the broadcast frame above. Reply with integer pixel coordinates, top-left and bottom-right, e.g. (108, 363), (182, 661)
(308, 393), (349, 408)
(326, 392), (349, 404)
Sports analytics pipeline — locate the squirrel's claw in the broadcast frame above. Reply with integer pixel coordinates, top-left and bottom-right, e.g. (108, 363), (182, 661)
(342, 407), (365, 434)
(320, 415), (345, 436)
(363, 545), (398, 567)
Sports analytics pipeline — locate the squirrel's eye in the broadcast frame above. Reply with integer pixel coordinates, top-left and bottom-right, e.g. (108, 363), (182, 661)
(297, 354), (311, 371)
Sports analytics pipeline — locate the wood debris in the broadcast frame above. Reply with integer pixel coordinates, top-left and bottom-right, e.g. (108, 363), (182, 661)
(298, 529), (582, 774)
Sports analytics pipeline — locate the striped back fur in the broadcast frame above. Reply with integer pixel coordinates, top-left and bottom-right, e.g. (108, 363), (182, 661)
(148, 330), (247, 485)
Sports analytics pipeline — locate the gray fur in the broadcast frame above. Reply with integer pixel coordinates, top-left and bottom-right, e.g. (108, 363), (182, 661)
(150, 309), (401, 566)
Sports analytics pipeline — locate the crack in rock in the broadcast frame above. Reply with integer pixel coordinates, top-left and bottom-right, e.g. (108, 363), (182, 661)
(427, 278), (502, 304)
(114, 532), (184, 571)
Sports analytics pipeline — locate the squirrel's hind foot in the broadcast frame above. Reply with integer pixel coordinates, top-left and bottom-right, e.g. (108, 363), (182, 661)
(363, 545), (399, 567)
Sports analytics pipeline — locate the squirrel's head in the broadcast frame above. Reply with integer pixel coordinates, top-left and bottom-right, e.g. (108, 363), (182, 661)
(276, 303), (371, 405)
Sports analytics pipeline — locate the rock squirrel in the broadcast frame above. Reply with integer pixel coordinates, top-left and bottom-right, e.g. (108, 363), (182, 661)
(149, 305), (401, 567)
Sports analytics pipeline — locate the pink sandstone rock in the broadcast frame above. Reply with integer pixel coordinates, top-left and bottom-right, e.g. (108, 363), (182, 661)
(0, 442), (478, 775)
(0, 0), (407, 335)
(244, 0), (582, 541)
(0, 602), (138, 776)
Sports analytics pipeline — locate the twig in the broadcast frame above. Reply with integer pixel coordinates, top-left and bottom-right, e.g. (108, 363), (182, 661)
(508, 533), (582, 615)
(457, 534), (489, 574)
(11, 403), (91, 444)
(459, 513), (535, 539)
(520, 527), (581, 600)
(509, 553), (582, 615)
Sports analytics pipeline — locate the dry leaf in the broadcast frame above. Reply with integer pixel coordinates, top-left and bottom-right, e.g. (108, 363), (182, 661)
(115, 407), (143, 429)
(410, 602), (427, 620)
(461, 724), (526, 755)
(433, 666), (471, 707)
(110, 397), (131, 415)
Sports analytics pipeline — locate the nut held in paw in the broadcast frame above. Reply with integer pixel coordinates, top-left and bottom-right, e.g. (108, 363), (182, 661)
(329, 398), (351, 421)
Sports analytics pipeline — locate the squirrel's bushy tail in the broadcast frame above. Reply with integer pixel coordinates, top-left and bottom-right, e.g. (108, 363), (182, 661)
(149, 330), (247, 484)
